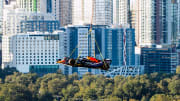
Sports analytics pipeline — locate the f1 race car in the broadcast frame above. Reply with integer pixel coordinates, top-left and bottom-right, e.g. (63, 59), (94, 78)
(57, 57), (111, 70)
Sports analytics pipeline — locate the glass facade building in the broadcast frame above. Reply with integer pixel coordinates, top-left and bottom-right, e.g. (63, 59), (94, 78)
(178, 0), (180, 42)
(66, 26), (96, 77)
(72, 0), (93, 25)
(136, 0), (174, 46)
(0, 0), (2, 34)
(64, 25), (136, 77)
(59, 0), (72, 26)
(47, 0), (52, 13)
(30, 65), (59, 76)
(140, 47), (178, 74)
(67, 26), (95, 59)
(3, 9), (58, 35)
(101, 27), (135, 66)
(20, 20), (60, 33)
(72, 0), (112, 25)
(92, 25), (108, 56)
(0, 0), (3, 66)
(99, 27), (136, 77)
(93, 0), (113, 25)
(113, 0), (130, 25)
(16, 0), (40, 12)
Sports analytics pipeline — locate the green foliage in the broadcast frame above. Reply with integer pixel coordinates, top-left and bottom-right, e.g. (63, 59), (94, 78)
(176, 66), (180, 74)
(168, 79), (180, 95)
(150, 94), (174, 101)
(107, 96), (123, 101)
(5, 73), (38, 86)
(38, 92), (54, 101)
(84, 88), (97, 100)
(0, 84), (33, 101)
(0, 69), (180, 101)
(141, 96), (149, 101)
(0, 78), (2, 84)
(62, 84), (79, 100)
(0, 67), (18, 81)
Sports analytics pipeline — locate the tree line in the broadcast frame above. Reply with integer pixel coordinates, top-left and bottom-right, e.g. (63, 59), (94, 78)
(0, 67), (180, 101)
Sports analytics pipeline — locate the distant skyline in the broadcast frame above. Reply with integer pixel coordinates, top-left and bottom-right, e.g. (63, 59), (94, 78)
(0, 0), (180, 76)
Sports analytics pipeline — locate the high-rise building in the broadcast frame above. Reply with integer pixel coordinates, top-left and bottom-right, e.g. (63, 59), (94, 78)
(44, 0), (72, 26)
(0, 0), (3, 34)
(2, 8), (61, 72)
(4, 0), (53, 13)
(46, 0), (52, 13)
(3, 9), (58, 35)
(20, 20), (59, 33)
(178, 0), (180, 39)
(4, 0), (16, 5)
(173, 0), (180, 45)
(91, 25), (108, 56)
(59, 0), (72, 26)
(2, 0), (62, 73)
(16, 0), (41, 12)
(66, 25), (97, 77)
(101, 27), (135, 66)
(62, 25), (138, 77)
(99, 26), (137, 77)
(0, 0), (3, 64)
(167, 0), (178, 45)
(113, 0), (130, 25)
(58, 28), (72, 75)
(98, 26), (144, 78)
(2, 31), (61, 73)
(67, 25), (95, 59)
(136, 0), (171, 46)
(41, 0), (113, 27)
(176, 45), (180, 65)
(51, 0), (60, 21)
(72, 0), (112, 26)
(140, 47), (178, 74)
(72, 0), (93, 25)
(93, 0), (113, 25)
(43, 0), (72, 26)
(129, 0), (136, 28)
(36, 0), (61, 25)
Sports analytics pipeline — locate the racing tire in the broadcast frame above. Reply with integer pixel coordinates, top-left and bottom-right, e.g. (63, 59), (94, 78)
(68, 59), (75, 65)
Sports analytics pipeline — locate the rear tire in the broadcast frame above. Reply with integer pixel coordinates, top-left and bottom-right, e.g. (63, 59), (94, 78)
(103, 63), (110, 70)
(68, 59), (75, 66)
